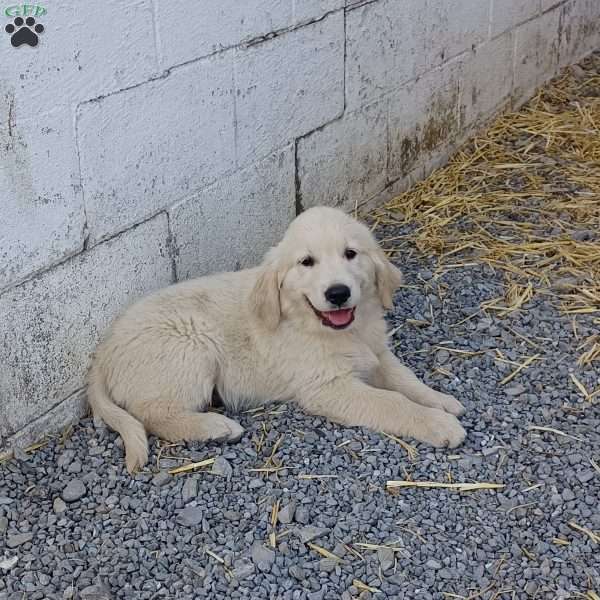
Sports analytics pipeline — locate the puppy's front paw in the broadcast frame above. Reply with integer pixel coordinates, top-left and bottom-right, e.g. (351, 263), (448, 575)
(436, 393), (466, 417)
(419, 409), (466, 449)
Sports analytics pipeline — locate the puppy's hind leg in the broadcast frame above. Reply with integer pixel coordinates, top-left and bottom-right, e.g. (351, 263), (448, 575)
(140, 373), (244, 443)
(129, 345), (244, 446)
(146, 411), (244, 444)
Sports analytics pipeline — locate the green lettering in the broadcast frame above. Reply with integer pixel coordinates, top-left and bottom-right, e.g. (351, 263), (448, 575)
(34, 5), (46, 16)
(5, 5), (20, 16)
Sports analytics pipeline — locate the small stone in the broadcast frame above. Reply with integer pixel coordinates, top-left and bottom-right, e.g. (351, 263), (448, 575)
(184, 559), (206, 579)
(223, 510), (241, 521)
(53, 497), (67, 513)
(505, 384), (526, 397)
(13, 448), (30, 461)
(319, 558), (337, 572)
(562, 488), (575, 502)
(233, 559), (254, 580)
(481, 446), (499, 457)
(296, 526), (330, 544)
(6, 533), (33, 548)
(251, 542), (275, 566)
(248, 478), (263, 489)
(576, 470), (595, 484)
(571, 64), (587, 80)
(256, 560), (271, 573)
(295, 506), (310, 524)
(152, 471), (172, 487)
(289, 564), (305, 580)
(211, 457), (233, 479)
(158, 458), (179, 469)
(377, 547), (394, 572)
(278, 501), (296, 524)
(80, 583), (112, 600)
(436, 349), (450, 364)
(0, 497), (13, 505)
(176, 506), (203, 527)
(62, 479), (86, 502)
(0, 556), (18, 570)
(572, 229), (595, 241)
(525, 582), (538, 596)
(181, 477), (198, 502)
(540, 558), (551, 577)
(0, 516), (8, 533)
(67, 460), (82, 474)
(425, 559), (442, 570)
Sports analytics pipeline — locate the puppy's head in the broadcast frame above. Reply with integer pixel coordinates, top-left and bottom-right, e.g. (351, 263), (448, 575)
(250, 206), (402, 331)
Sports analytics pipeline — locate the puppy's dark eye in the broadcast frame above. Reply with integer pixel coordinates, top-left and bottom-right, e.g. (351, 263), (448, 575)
(344, 248), (357, 260)
(300, 256), (315, 267)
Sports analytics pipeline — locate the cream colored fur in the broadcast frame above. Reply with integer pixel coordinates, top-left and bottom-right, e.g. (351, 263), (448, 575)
(88, 207), (466, 473)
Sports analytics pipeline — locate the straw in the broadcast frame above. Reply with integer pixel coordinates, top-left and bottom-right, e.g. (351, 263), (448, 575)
(386, 480), (504, 492)
(372, 59), (600, 370)
(168, 458), (215, 475)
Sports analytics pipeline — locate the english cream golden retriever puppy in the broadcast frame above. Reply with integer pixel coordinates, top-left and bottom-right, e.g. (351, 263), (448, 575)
(88, 206), (466, 472)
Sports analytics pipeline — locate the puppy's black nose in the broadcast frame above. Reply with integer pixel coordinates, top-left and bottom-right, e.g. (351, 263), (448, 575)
(325, 284), (351, 307)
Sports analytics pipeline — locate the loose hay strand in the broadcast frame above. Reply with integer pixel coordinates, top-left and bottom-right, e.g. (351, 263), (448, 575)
(386, 480), (504, 492)
(168, 458), (215, 475)
(381, 432), (419, 461)
(527, 425), (584, 442)
(499, 354), (540, 385)
(307, 542), (344, 563)
(353, 579), (380, 593)
(568, 520), (600, 544)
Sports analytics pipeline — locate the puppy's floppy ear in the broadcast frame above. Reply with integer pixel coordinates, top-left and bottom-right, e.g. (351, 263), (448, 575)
(370, 247), (403, 310)
(249, 248), (282, 330)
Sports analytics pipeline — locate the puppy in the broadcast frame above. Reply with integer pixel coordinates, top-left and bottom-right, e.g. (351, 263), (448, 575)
(88, 206), (466, 472)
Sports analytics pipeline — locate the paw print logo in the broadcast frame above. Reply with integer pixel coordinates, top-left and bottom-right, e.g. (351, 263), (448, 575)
(5, 16), (44, 47)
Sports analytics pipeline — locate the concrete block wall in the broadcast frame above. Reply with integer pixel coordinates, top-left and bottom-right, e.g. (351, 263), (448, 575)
(1, 0), (598, 450)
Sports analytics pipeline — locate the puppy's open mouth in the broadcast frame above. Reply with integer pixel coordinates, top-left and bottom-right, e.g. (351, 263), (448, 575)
(306, 298), (356, 329)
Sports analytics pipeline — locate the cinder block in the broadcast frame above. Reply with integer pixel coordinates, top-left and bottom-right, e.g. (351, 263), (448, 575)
(431, 0), (491, 62)
(346, 0), (489, 110)
(460, 32), (514, 130)
(0, 0), (157, 114)
(0, 105), (84, 291)
(491, 0), (541, 37)
(234, 12), (344, 167)
(0, 215), (172, 443)
(292, 0), (343, 24)
(170, 146), (295, 280)
(541, 0), (566, 13)
(558, 0), (600, 67)
(388, 61), (462, 182)
(513, 8), (561, 106)
(297, 100), (388, 211)
(157, 0), (290, 68)
(3, 390), (87, 452)
(156, 0), (343, 69)
(77, 52), (236, 245)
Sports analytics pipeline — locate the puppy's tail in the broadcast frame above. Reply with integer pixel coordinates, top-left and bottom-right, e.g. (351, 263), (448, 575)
(87, 364), (148, 474)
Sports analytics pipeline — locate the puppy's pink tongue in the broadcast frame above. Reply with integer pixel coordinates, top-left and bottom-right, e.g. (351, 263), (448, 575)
(324, 308), (353, 326)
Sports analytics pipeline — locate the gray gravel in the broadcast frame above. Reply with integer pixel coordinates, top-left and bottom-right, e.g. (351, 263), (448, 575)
(1, 251), (599, 600)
